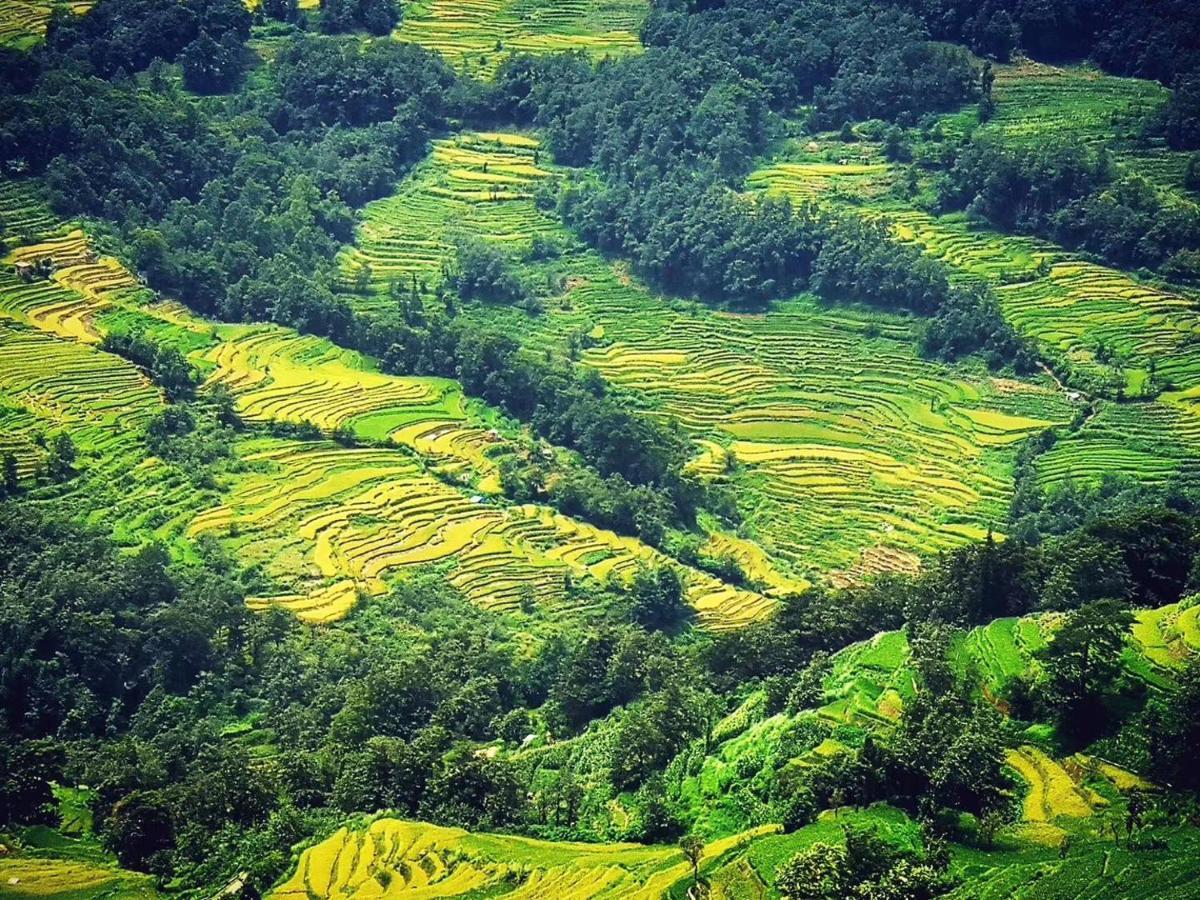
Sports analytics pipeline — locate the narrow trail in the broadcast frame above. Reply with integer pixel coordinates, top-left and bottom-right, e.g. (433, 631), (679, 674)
(1040, 361), (1100, 431)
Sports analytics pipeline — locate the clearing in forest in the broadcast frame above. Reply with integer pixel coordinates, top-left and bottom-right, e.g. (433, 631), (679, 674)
(0, 0), (90, 49)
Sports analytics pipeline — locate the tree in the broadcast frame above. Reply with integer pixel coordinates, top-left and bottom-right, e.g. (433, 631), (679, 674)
(1037, 599), (1136, 744)
(1162, 76), (1200, 150)
(680, 834), (704, 889)
(1186, 154), (1200, 192)
(261, 0), (298, 21)
(633, 774), (681, 842)
(1, 451), (17, 495)
(354, 262), (373, 293)
(450, 237), (531, 306)
(180, 29), (244, 94)
(106, 790), (175, 872)
(776, 842), (850, 900)
(1143, 656), (1200, 791)
(628, 565), (689, 632)
(47, 432), (76, 481)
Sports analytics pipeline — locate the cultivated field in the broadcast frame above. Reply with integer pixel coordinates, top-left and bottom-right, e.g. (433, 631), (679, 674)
(0, 857), (156, 898)
(674, 605), (1179, 845)
(0, 0), (89, 48)
(271, 817), (777, 899)
(394, 0), (647, 78)
(343, 133), (1078, 586)
(338, 132), (559, 311)
(940, 60), (1191, 195)
(748, 161), (1200, 397)
(0, 200), (770, 628)
(748, 116), (1200, 497)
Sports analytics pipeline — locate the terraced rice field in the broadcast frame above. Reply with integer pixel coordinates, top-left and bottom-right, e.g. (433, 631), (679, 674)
(749, 160), (1200, 396)
(819, 629), (914, 726)
(949, 833), (1200, 900)
(1129, 601), (1200, 670)
(676, 605), (1173, 842)
(0, 180), (61, 240)
(952, 616), (1051, 695)
(1032, 398), (1200, 491)
(395, 0), (647, 78)
(0, 0), (89, 48)
(749, 139), (1200, 493)
(1006, 745), (1106, 828)
(193, 437), (772, 626)
(199, 323), (508, 486)
(0, 856), (156, 898)
(271, 817), (776, 899)
(1, 214), (770, 628)
(0, 317), (159, 459)
(345, 134), (1078, 584)
(338, 132), (558, 311)
(579, 291), (1073, 579)
(940, 60), (1191, 196)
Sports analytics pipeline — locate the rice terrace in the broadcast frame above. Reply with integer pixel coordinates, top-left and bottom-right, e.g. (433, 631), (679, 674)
(2, 0), (1200, 898)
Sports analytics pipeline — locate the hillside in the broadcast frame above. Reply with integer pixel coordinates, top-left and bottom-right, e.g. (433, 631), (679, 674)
(2, 0), (1200, 897)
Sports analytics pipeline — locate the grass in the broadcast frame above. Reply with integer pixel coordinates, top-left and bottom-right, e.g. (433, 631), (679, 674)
(394, 0), (648, 78)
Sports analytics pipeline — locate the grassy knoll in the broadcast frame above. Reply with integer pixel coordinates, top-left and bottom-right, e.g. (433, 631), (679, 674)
(341, 132), (1078, 587)
(394, 0), (647, 78)
(270, 817), (776, 899)
(0, 199), (769, 628)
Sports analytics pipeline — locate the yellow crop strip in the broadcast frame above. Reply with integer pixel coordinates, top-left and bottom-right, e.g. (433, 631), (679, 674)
(270, 818), (777, 899)
(1006, 745), (1102, 823)
(395, 0), (647, 78)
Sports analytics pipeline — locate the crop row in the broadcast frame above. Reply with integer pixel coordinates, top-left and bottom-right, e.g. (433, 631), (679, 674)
(395, 0), (646, 77)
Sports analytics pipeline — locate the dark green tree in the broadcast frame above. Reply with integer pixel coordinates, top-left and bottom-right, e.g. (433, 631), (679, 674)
(1037, 599), (1136, 744)
(628, 565), (689, 632)
(1, 451), (17, 495)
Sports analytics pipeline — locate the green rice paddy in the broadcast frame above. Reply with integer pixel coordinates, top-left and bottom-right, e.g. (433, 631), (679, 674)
(339, 132), (1078, 586)
(394, 0), (648, 78)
